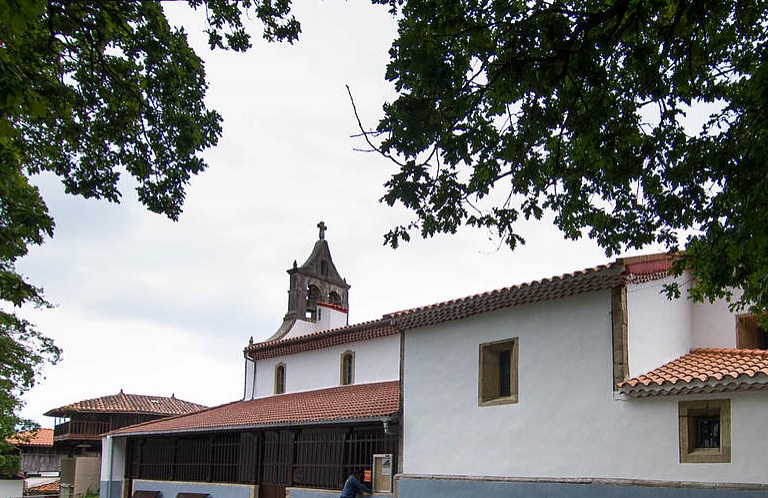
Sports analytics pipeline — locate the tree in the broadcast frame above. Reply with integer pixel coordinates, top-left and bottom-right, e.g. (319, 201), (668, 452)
(364, 0), (768, 313)
(0, 0), (299, 453)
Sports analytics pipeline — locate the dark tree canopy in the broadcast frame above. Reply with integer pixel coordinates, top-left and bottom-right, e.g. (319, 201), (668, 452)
(369, 0), (768, 313)
(0, 0), (299, 464)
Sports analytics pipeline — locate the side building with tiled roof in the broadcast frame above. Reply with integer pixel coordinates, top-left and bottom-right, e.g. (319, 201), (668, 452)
(100, 224), (403, 498)
(45, 391), (206, 498)
(7, 428), (61, 476)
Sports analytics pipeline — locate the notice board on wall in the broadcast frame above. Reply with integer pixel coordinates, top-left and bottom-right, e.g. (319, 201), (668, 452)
(372, 454), (392, 493)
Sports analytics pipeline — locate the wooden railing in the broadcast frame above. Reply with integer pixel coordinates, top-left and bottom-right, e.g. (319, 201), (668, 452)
(53, 419), (111, 440)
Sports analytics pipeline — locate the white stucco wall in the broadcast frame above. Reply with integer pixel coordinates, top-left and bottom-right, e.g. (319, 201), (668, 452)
(283, 308), (349, 340)
(315, 305), (348, 331)
(284, 320), (317, 339)
(254, 334), (400, 397)
(100, 436), (126, 481)
(0, 479), (23, 498)
(244, 356), (256, 399)
(402, 290), (768, 485)
(626, 276), (692, 377)
(691, 299), (738, 348)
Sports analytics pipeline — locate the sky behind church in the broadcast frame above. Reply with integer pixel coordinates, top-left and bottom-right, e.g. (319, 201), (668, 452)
(19, 2), (630, 425)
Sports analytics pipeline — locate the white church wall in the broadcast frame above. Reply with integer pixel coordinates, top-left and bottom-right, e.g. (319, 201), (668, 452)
(316, 305), (348, 331)
(244, 357), (255, 399)
(691, 298), (738, 349)
(283, 307), (349, 340)
(254, 334), (400, 397)
(401, 290), (768, 485)
(626, 275), (692, 377)
(283, 320), (317, 339)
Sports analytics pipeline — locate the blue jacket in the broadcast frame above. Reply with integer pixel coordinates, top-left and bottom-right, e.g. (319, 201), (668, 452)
(340, 474), (372, 498)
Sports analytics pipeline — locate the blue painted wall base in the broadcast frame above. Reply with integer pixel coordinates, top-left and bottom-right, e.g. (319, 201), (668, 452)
(397, 476), (768, 498)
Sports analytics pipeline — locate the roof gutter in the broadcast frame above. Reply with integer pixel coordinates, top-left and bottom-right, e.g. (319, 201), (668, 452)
(619, 376), (768, 398)
(109, 414), (399, 438)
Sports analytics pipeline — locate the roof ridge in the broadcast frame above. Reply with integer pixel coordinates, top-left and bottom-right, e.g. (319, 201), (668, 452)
(106, 398), (246, 433)
(248, 318), (394, 350)
(691, 348), (768, 358)
(384, 263), (619, 319)
(44, 392), (207, 417)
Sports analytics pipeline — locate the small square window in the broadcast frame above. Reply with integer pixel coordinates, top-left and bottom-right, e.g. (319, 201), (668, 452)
(679, 399), (730, 463)
(479, 338), (518, 406)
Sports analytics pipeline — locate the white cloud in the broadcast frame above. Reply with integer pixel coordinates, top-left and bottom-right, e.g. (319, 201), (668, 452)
(17, 1), (639, 426)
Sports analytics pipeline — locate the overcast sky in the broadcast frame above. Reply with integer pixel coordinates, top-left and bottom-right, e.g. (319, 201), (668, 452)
(18, 1), (634, 426)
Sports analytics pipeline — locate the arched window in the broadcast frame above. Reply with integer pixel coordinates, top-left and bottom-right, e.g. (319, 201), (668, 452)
(340, 351), (355, 386)
(274, 363), (286, 394)
(328, 291), (341, 304)
(307, 284), (321, 300)
(306, 284), (321, 320)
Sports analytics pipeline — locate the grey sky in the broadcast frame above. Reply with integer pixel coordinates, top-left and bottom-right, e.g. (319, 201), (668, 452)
(18, 1), (622, 425)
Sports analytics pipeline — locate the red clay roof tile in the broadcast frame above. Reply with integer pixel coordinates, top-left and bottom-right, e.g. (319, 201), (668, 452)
(44, 392), (207, 417)
(247, 320), (398, 360)
(110, 381), (400, 436)
(247, 254), (675, 357)
(385, 263), (627, 330)
(27, 480), (60, 494)
(7, 428), (53, 447)
(619, 349), (768, 397)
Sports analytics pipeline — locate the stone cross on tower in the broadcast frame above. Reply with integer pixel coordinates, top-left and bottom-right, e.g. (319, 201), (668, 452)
(317, 221), (327, 240)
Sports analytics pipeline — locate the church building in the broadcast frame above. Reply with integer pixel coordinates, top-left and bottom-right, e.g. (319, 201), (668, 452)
(101, 224), (768, 498)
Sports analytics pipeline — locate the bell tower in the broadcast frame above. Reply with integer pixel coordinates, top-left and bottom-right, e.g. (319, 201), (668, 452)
(267, 221), (351, 341)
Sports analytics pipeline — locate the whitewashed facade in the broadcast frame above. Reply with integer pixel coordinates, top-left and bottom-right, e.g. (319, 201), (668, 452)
(101, 238), (768, 498)
(397, 256), (768, 498)
(249, 334), (400, 398)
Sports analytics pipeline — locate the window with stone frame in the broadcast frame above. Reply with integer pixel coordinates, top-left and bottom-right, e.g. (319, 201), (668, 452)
(478, 338), (518, 406)
(736, 314), (768, 349)
(340, 351), (355, 386)
(679, 399), (731, 463)
(274, 363), (286, 395)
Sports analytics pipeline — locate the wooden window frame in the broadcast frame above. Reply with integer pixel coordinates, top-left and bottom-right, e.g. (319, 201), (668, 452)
(478, 338), (519, 406)
(274, 363), (286, 395)
(679, 399), (731, 463)
(736, 314), (768, 349)
(340, 351), (355, 386)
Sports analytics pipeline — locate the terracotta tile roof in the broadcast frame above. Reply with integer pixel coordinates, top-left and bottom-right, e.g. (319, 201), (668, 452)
(385, 263), (627, 330)
(247, 319), (399, 360)
(619, 252), (676, 284)
(317, 301), (348, 313)
(27, 480), (60, 494)
(44, 392), (207, 417)
(248, 253), (677, 357)
(110, 381), (400, 436)
(7, 429), (53, 447)
(618, 349), (768, 397)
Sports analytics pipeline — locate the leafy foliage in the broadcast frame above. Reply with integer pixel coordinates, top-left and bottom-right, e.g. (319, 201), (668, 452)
(0, 0), (299, 447)
(365, 0), (768, 313)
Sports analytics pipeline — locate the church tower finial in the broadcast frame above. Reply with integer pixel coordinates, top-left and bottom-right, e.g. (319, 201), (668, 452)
(265, 222), (351, 341)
